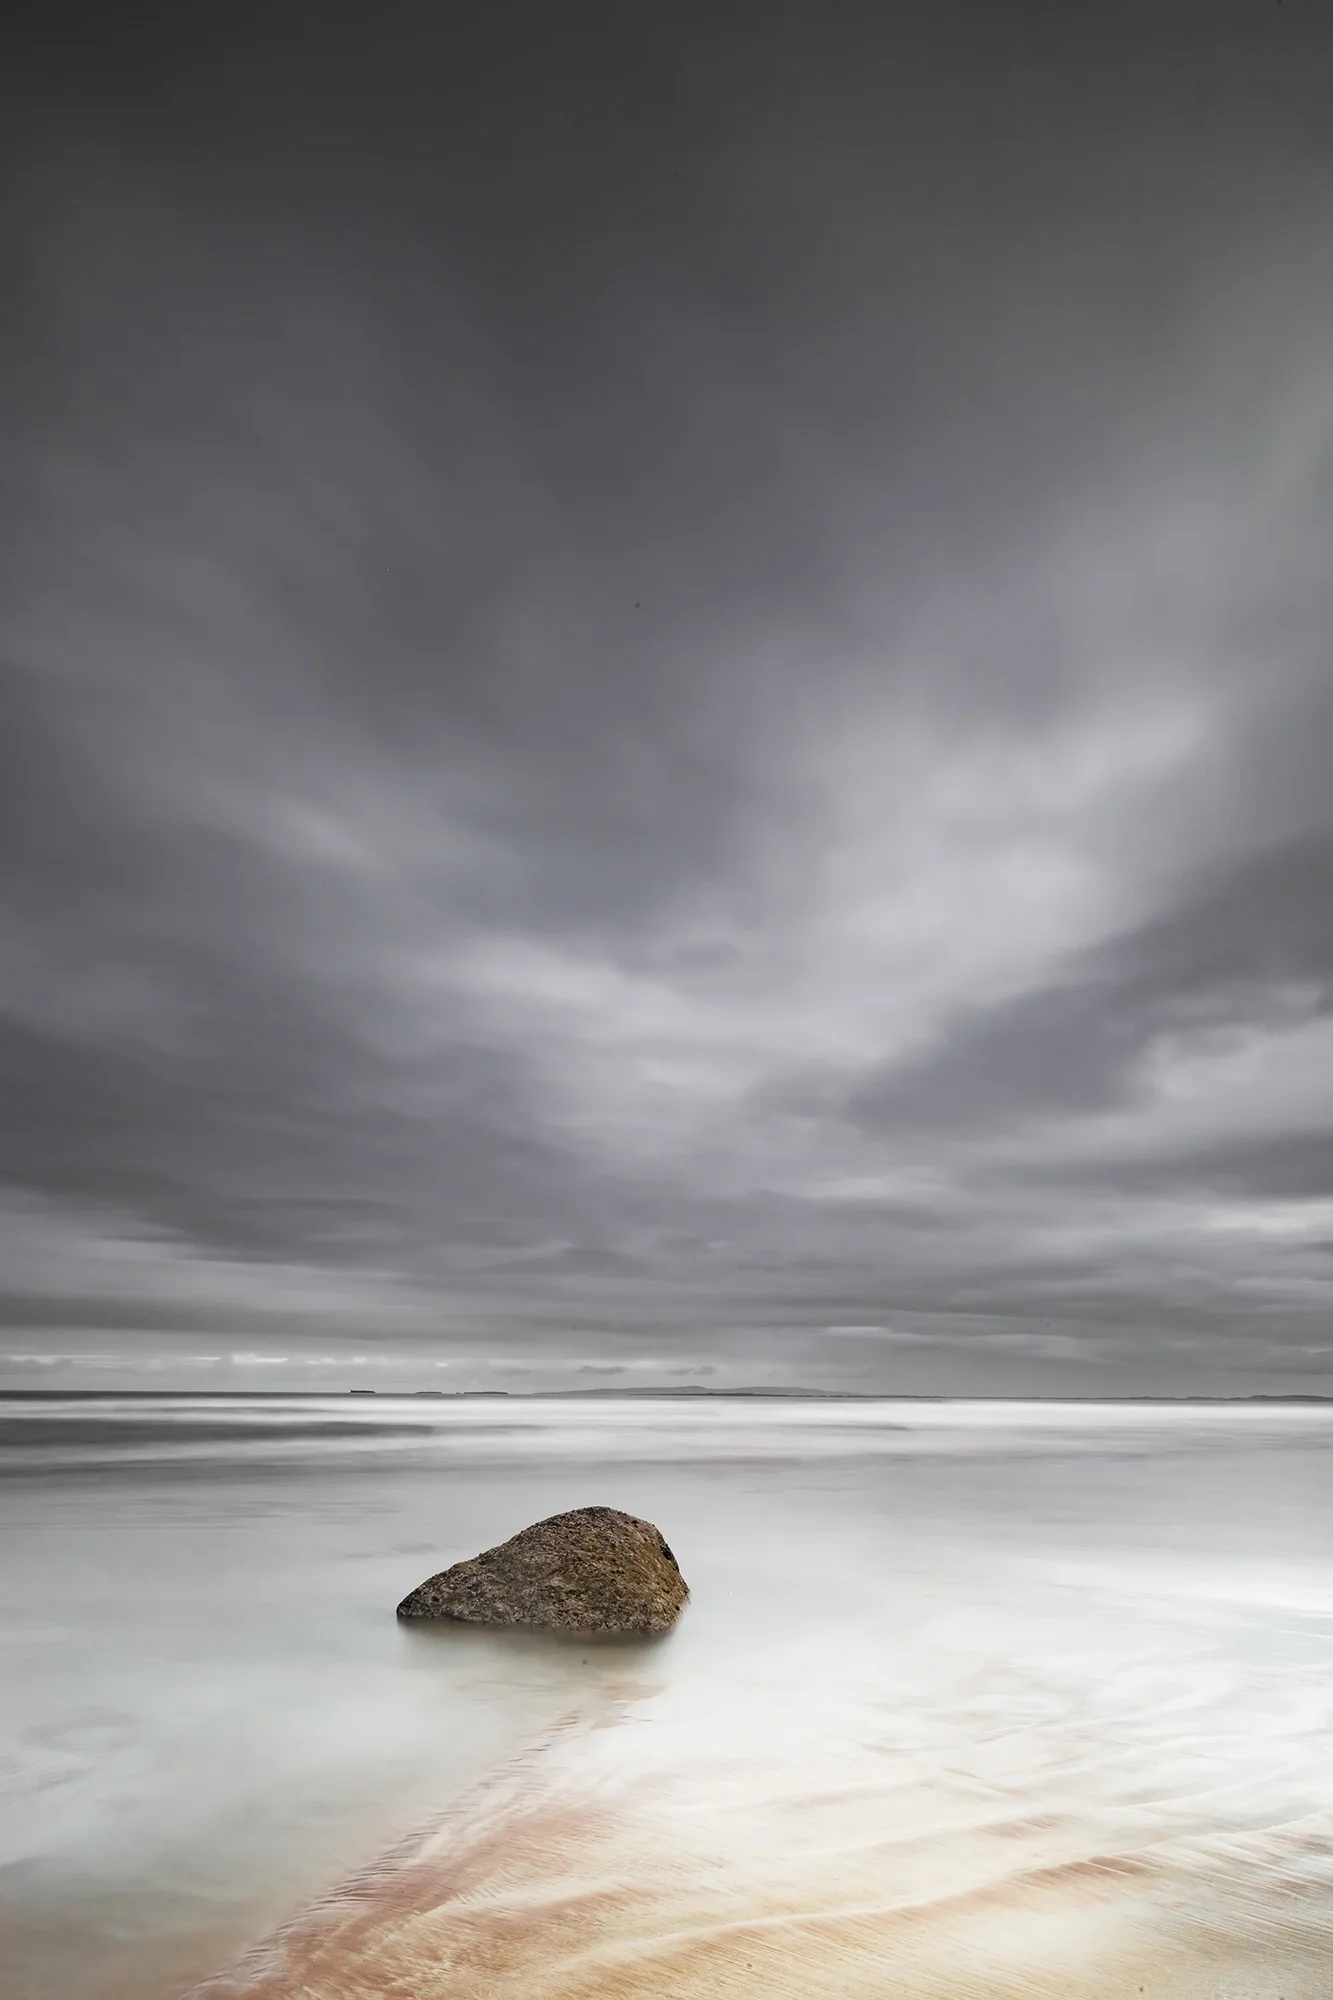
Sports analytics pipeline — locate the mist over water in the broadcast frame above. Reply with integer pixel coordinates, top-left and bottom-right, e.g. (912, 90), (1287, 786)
(4, 1396), (1333, 1998)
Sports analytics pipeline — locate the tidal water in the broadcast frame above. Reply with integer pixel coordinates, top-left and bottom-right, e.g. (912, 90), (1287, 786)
(4, 1395), (1333, 1999)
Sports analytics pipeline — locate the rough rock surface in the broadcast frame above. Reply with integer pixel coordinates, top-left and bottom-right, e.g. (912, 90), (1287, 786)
(396, 1505), (688, 1635)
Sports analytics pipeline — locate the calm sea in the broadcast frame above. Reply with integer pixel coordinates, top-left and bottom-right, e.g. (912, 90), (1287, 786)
(3, 1394), (1333, 1998)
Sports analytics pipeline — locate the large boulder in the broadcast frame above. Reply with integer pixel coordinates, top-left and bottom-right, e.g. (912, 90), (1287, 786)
(396, 1505), (688, 1635)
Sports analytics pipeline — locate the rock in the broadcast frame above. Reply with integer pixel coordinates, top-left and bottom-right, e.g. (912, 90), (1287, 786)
(396, 1505), (688, 1635)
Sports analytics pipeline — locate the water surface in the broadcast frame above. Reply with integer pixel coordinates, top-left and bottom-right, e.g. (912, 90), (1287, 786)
(4, 1395), (1333, 1997)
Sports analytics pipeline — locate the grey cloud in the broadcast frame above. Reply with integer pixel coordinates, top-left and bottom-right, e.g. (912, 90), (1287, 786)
(1032, 1131), (1333, 1206)
(3, 4), (1333, 1392)
(851, 830), (1333, 1139)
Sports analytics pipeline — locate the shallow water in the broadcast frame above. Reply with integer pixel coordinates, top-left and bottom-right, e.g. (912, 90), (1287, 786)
(4, 1395), (1333, 1998)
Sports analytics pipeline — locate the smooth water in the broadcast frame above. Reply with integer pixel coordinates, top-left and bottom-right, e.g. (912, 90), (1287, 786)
(4, 1395), (1333, 1998)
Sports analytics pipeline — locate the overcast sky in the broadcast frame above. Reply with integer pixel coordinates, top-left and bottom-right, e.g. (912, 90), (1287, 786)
(3, 4), (1333, 1393)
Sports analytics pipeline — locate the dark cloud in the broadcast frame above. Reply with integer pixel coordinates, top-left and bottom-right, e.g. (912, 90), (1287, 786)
(2, 3), (1333, 1391)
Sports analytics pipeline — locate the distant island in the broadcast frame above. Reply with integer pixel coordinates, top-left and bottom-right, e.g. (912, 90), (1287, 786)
(342, 1386), (1333, 1404)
